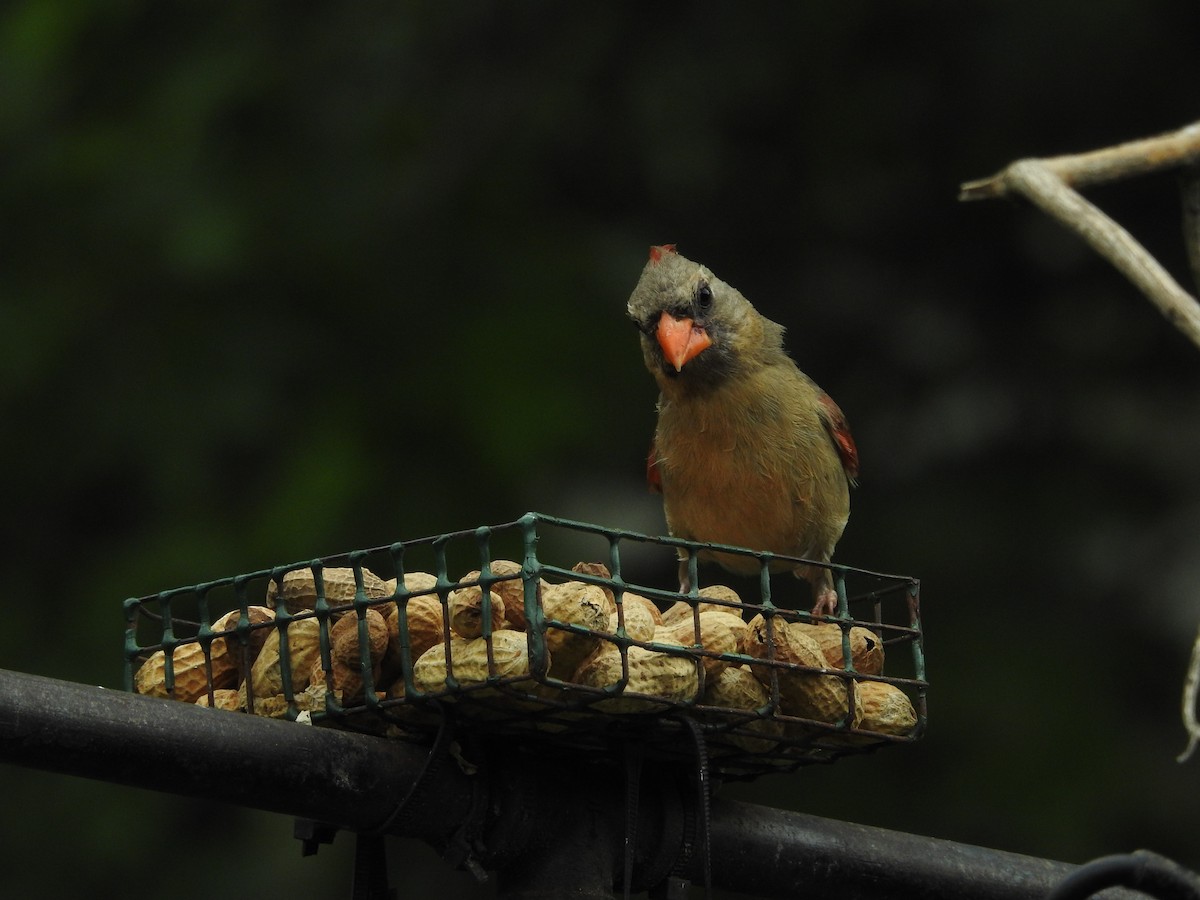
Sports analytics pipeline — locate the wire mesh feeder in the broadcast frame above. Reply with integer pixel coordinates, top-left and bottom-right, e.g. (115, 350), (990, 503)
(123, 512), (926, 781)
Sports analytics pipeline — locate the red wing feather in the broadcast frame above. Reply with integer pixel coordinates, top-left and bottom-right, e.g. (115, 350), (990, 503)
(646, 439), (663, 493)
(817, 393), (860, 486)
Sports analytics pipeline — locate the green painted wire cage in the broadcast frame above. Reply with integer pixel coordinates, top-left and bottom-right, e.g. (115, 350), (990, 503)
(123, 512), (926, 781)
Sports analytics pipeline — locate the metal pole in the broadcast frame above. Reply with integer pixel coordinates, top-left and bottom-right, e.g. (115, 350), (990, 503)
(0, 667), (473, 841)
(0, 668), (1157, 899)
(698, 797), (1144, 900)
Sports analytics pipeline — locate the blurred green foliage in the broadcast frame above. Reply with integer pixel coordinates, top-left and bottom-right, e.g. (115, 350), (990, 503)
(3, 2), (1200, 897)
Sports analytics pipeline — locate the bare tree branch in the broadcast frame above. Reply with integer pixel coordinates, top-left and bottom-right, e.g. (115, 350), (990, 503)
(960, 122), (1200, 762)
(960, 121), (1200, 199)
(960, 121), (1200, 352)
(1178, 624), (1200, 763)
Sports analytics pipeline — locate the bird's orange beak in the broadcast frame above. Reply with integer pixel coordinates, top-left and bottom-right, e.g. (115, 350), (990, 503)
(656, 313), (712, 372)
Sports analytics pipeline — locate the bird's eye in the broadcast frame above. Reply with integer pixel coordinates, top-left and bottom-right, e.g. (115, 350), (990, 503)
(695, 282), (714, 316)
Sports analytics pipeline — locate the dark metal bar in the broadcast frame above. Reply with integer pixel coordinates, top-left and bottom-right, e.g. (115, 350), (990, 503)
(0, 668), (1157, 899)
(697, 798), (1147, 900)
(0, 668), (472, 842)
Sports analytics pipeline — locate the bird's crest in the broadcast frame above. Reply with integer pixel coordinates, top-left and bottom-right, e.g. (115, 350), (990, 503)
(648, 244), (677, 265)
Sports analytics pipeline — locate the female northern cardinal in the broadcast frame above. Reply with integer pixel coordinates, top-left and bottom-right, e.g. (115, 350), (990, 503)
(626, 244), (859, 617)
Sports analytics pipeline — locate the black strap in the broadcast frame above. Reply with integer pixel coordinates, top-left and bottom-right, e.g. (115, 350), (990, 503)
(622, 740), (645, 899)
(680, 716), (713, 900)
(366, 704), (456, 836)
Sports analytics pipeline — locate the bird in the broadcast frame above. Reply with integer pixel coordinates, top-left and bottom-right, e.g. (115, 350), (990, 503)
(626, 244), (859, 618)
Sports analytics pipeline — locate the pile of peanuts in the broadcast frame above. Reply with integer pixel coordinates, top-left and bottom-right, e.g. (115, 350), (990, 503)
(133, 560), (917, 750)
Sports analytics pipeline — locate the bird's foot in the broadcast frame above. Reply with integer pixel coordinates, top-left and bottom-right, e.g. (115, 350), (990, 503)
(810, 586), (839, 620)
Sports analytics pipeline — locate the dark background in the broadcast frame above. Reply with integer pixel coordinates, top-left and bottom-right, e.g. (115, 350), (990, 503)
(4, 3), (1200, 897)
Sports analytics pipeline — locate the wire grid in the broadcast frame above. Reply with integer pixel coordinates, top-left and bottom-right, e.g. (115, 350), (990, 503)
(123, 512), (926, 780)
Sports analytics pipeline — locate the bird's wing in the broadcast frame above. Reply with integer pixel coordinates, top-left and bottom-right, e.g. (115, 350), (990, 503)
(817, 392), (860, 487)
(646, 438), (663, 493)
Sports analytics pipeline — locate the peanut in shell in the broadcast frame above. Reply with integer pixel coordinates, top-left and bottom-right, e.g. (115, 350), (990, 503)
(540, 581), (609, 681)
(569, 562), (618, 612)
(461, 560), (527, 630)
(845, 680), (917, 743)
(330, 607), (389, 667)
(571, 631), (699, 713)
(621, 592), (664, 626)
(384, 595), (447, 673)
(135, 638), (238, 703)
(661, 598), (733, 627)
(696, 584), (745, 612)
(606, 599), (658, 643)
(309, 608), (390, 704)
(448, 585), (506, 639)
(266, 565), (390, 614)
(792, 622), (884, 675)
(213, 606), (276, 681)
(380, 573), (447, 687)
(701, 665), (783, 754)
(248, 616), (323, 699)
(744, 614), (862, 727)
(665, 610), (746, 678)
(411, 630), (537, 696)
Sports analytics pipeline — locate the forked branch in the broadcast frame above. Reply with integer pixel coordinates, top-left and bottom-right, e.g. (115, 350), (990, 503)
(960, 121), (1200, 761)
(960, 121), (1200, 350)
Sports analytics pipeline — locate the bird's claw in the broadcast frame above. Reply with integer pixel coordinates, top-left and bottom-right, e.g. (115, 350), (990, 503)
(810, 586), (840, 620)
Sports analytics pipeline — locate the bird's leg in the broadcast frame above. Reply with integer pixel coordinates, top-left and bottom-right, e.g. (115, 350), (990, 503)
(676, 555), (692, 595)
(800, 565), (839, 619)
